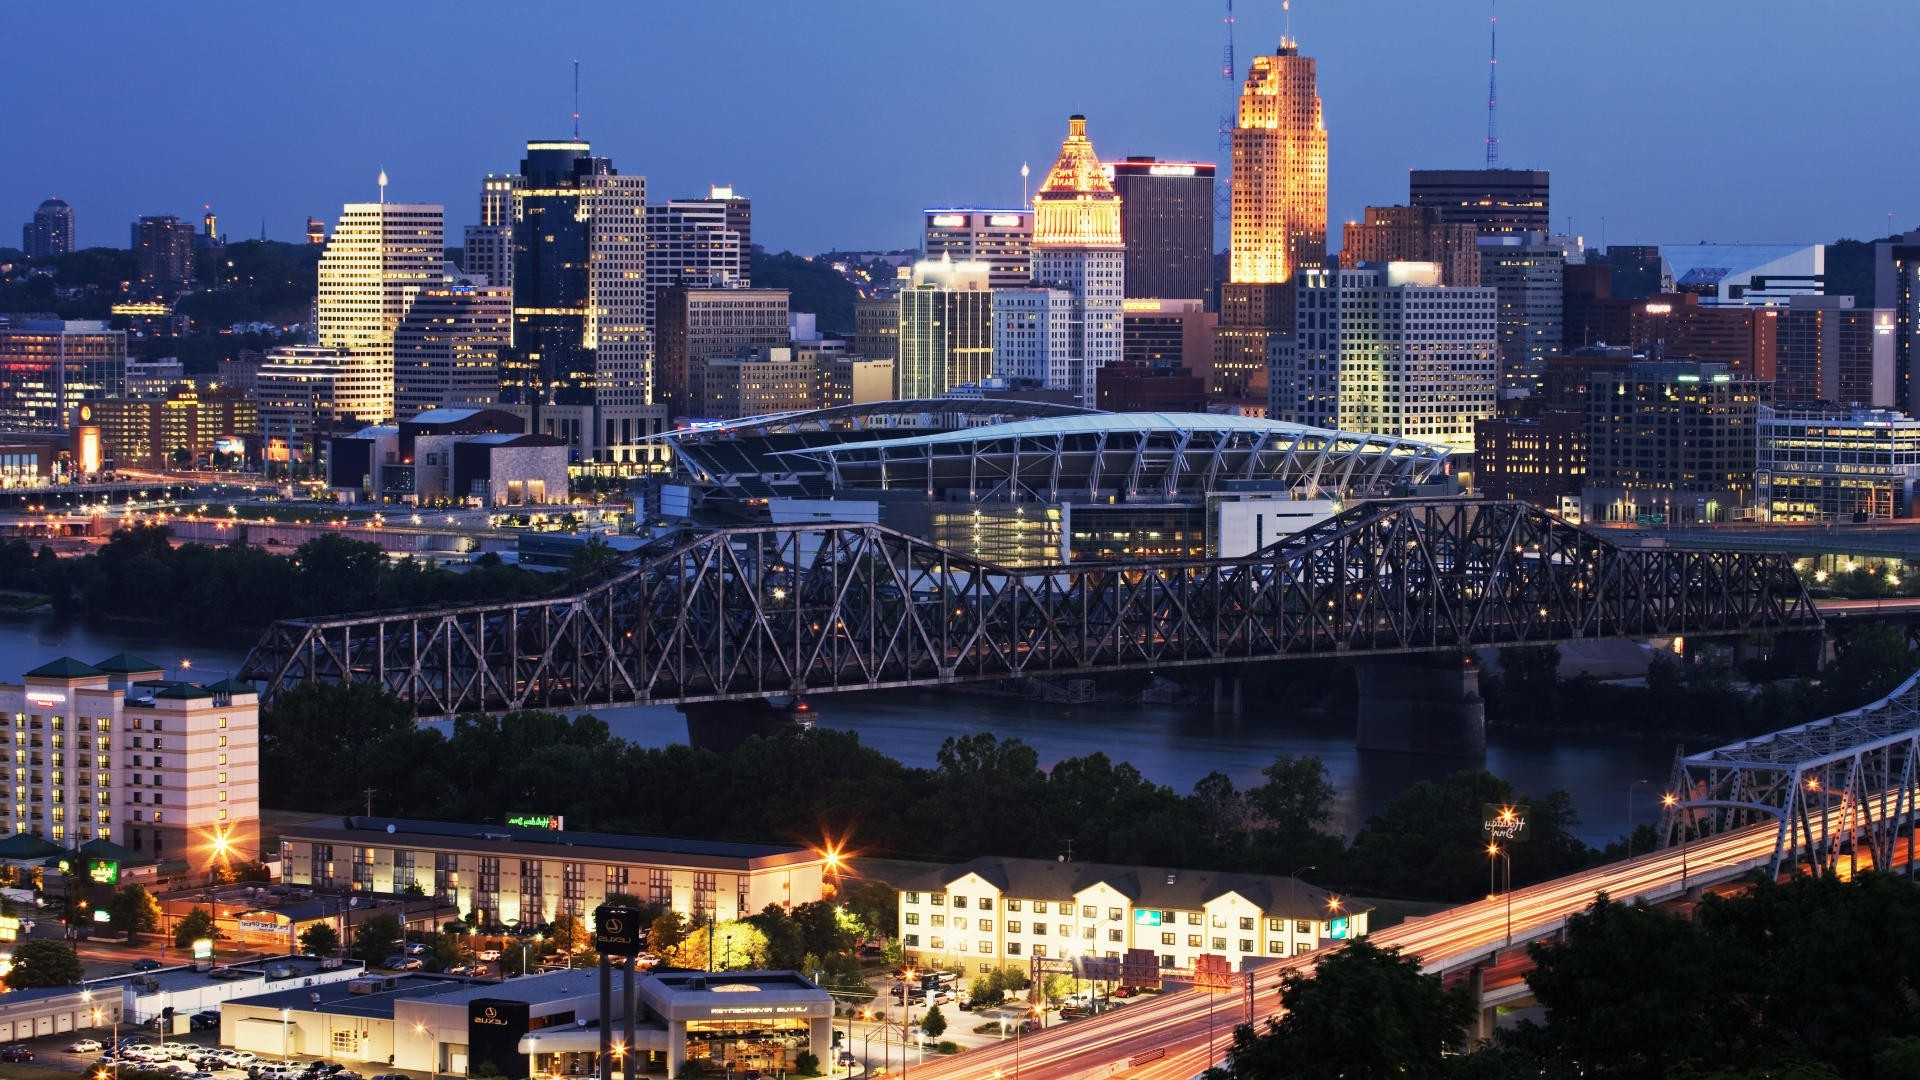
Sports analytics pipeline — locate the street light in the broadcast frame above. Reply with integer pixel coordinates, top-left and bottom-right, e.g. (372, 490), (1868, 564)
(414, 1023), (438, 1080)
(1486, 844), (1512, 946)
(1663, 793), (1690, 891)
(1626, 779), (1651, 858)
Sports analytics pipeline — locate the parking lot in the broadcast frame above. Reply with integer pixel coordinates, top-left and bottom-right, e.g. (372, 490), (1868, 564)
(0, 1028), (431, 1080)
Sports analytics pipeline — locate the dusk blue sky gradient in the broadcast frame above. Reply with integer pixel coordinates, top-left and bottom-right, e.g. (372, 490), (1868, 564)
(6, 0), (1913, 255)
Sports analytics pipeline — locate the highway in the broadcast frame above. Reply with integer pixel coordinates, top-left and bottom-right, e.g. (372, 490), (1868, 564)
(904, 795), (1895, 1080)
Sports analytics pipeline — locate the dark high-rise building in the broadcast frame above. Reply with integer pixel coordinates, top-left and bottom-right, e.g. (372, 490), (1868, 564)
(1408, 169), (1549, 237)
(1473, 410), (1584, 509)
(131, 215), (197, 296)
(1876, 231), (1920, 414)
(498, 139), (654, 464)
(22, 198), (74, 258)
(1106, 157), (1216, 306)
(1562, 264), (1637, 352)
(1583, 361), (1761, 524)
(1634, 293), (1779, 381)
(1338, 206), (1480, 286)
(1774, 296), (1895, 407)
(1599, 245), (1662, 299)
(853, 296), (901, 364)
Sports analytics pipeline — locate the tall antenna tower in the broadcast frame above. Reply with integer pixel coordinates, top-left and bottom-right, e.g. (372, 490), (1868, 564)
(572, 60), (581, 140)
(1216, 0), (1237, 225)
(1484, 0), (1499, 165)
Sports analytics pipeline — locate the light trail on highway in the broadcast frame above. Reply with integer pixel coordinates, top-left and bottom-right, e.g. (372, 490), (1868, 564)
(905, 792), (1905, 1080)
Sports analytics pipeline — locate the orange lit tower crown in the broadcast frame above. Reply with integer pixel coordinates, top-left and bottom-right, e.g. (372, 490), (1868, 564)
(1229, 40), (1328, 284)
(1033, 115), (1123, 249)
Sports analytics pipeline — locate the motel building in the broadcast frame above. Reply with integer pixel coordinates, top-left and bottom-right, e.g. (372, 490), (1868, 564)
(896, 856), (1367, 975)
(220, 969), (832, 1079)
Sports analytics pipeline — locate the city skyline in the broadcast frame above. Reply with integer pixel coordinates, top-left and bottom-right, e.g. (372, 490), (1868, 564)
(6, 0), (1915, 255)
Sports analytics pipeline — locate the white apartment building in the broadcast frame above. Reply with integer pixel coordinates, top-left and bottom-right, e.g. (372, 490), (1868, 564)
(896, 856), (1365, 976)
(1271, 262), (1498, 454)
(318, 202), (447, 421)
(646, 187), (752, 331)
(0, 654), (260, 866)
(993, 287), (1077, 391)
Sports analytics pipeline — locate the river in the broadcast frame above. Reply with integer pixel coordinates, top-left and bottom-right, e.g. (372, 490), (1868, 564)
(0, 614), (1681, 848)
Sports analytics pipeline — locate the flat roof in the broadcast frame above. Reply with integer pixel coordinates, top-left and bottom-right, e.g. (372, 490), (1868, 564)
(229, 974), (471, 1020)
(408, 968), (602, 1008)
(283, 817), (819, 868)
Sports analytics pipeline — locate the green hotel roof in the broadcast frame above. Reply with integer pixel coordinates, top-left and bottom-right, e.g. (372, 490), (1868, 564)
(94, 652), (166, 674)
(23, 657), (104, 679)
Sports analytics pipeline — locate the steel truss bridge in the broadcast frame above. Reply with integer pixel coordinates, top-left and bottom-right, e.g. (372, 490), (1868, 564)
(1666, 666), (1920, 878)
(239, 499), (1819, 716)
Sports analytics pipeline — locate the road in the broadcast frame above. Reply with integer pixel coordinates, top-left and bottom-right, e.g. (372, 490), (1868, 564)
(904, 798), (1887, 1080)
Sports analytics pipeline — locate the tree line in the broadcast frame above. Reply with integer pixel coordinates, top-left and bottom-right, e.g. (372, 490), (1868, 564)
(0, 526), (591, 630)
(273, 684), (1632, 905)
(1212, 871), (1920, 1079)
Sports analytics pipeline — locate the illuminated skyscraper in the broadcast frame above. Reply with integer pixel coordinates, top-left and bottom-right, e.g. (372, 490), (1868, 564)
(901, 259), (993, 400)
(316, 200), (446, 422)
(1013, 115), (1124, 408)
(499, 139), (658, 465)
(646, 186), (753, 328)
(393, 284), (512, 417)
(22, 198), (74, 258)
(1217, 38), (1328, 398)
(923, 209), (1032, 290)
(461, 173), (523, 288)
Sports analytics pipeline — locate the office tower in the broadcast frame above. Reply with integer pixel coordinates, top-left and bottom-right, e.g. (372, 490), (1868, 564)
(854, 296), (901, 363)
(316, 200), (445, 423)
(1473, 411), (1585, 509)
(1758, 406), (1920, 522)
(255, 345), (387, 464)
(1600, 245), (1662, 299)
(82, 387), (258, 471)
(1479, 235), (1566, 393)
(306, 217), (327, 245)
(654, 286), (791, 416)
(1408, 169), (1550, 236)
(1105, 158), (1216, 305)
(0, 320), (127, 431)
(393, 284), (513, 418)
(461, 173), (523, 289)
(1218, 38), (1328, 399)
(1583, 361), (1761, 524)
(1019, 115), (1124, 408)
(1562, 264), (1638, 352)
(1634, 293), (1779, 380)
(1121, 298), (1217, 372)
(923, 209), (1033, 290)
(1339, 206), (1480, 286)
(131, 215), (198, 296)
(646, 186), (754, 331)
(499, 139), (654, 463)
(21, 198), (74, 258)
(1773, 296), (1895, 407)
(1269, 263), (1497, 453)
(898, 259), (994, 400)
(1875, 231), (1920, 413)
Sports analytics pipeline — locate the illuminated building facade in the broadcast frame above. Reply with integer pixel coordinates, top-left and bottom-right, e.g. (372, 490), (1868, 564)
(853, 295), (900, 364)
(498, 140), (654, 464)
(1473, 411), (1585, 508)
(0, 654), (260, 865)
(317, 201), (447, 422)
(461, 173), (523, 289)
(1121, 298), (1216, 374)
(1583, 361), (1762, 524)
(393, 285), (513, 418)
(647, 187), (752, 330)
(80, 389), (258, 471)
(0, 320), (127, 432)
(1757, 406), (1920, 522)
(1479, 235), (1567, 393)
(1024, 115), (1125, 408)
(923, 209), (1032, 290)
(1270, 264), (1498, 454)
(655, 286), (791, 416)
(1339, 206), (1479, 286)
(254, 345), (386, 463)
(900, 259), (994, 400)
(1774, 296), (1895, 407)
(21, 198), (74, 259)
(1876, 231), (1920, 414)
(1408, 169), (1550, 237)
(1105, 158), (1216, 305)
(1218, 40), (1327, 399)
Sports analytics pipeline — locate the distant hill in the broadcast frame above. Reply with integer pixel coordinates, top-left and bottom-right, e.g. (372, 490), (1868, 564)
(751, 250), (857, 334)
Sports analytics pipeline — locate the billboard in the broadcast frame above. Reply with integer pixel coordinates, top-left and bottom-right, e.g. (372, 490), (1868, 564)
(88, 859), (120, 885)
(467, 999), (531, 1080)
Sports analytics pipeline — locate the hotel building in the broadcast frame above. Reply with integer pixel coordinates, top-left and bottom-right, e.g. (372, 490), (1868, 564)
(896, 856), (1365, 975)
(0, 654), (259, 864)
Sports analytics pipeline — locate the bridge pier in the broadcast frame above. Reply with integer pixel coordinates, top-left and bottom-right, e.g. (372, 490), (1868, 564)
(1353, 653), (1486, 755)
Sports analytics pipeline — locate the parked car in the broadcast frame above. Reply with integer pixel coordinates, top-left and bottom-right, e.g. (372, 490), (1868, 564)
(191, 1010), (221, 1030)
(476, 948), (503, 961)
(404, 943), (427, 956)
(2, 1046), (35, 1062)
(69, 1039), (104, 1054)
(384, 955), (424, 971)
(162, 1043), (195, 1060)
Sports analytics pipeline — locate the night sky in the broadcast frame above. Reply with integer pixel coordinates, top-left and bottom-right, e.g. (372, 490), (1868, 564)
(6, 0), (1913, 254)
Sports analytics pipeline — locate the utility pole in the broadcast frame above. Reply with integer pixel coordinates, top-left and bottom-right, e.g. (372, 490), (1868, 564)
(364, 789), (375, 817)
